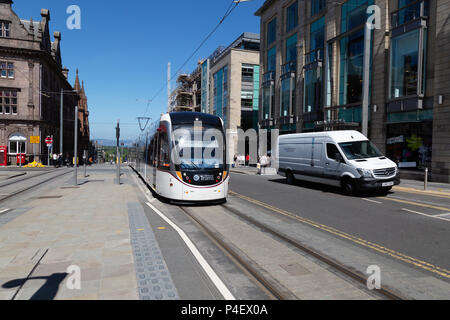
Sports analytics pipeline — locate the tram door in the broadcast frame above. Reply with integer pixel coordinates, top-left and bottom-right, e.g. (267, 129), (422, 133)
(152, 135), (158, 188)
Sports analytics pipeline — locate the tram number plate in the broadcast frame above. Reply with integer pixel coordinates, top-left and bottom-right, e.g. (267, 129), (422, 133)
(201, 175), (214, 181)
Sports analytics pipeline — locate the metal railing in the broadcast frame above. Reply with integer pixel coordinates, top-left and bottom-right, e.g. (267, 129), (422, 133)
(391, 0), (429, 29)
(304, 48), (324, 66)
(281, 61), (297, 76)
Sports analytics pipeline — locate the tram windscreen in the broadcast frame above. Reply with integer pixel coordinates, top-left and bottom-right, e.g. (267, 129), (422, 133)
(172, 124), (225, 170)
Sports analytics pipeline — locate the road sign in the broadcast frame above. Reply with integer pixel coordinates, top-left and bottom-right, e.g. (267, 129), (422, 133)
(30, 136), (40, 144)
(45, 137), (53, 146)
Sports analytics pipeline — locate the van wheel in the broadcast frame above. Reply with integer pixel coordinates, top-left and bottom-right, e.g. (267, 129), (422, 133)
(286, 171), (295, 185)
(342, 178), (356, 195)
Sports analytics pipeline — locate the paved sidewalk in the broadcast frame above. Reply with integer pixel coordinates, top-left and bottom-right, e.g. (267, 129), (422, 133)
(0, 166), (141, 300)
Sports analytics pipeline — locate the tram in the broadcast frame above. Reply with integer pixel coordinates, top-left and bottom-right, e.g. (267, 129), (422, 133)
(134, 112), (229, 203)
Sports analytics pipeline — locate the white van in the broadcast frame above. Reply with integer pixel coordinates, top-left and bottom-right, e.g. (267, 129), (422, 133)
(277, 131), (400, 194)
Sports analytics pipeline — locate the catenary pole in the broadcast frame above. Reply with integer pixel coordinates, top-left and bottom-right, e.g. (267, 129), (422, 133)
(74, 105), (78, 186)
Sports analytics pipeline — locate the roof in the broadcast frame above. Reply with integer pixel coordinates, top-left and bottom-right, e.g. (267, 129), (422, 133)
(210, 32), (260, 66)
(20, 19), (41, 38)
(279, 131), (369, 143)
(255, 0), (276, 16)
(169, 112), (223, 127)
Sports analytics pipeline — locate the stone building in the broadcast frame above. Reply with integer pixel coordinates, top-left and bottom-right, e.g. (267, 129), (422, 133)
(201, 32), (261, 157)
(256, 0), (450, 182)
(0, 0), (77, 165)
(74, 69), (90, 155)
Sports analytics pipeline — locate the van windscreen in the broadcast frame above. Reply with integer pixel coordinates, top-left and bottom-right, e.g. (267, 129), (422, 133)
(339, 141), (383, 160)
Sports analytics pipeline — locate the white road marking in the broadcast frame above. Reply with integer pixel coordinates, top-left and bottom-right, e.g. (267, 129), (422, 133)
(0, 208), (10, 214)
(131, 170), (236, 300)
(401, 208), (450, 222)
(434, 213), (450, 217)
(362, 198), (382, 204)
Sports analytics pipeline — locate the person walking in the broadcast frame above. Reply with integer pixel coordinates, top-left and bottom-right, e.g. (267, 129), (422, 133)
(52, 153), (58, 168)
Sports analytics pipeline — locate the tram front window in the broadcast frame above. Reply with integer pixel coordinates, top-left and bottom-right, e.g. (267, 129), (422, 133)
(173, 125), (225, 170)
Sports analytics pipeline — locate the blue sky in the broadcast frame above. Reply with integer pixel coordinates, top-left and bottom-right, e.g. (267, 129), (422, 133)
(13, 0), (263, 141)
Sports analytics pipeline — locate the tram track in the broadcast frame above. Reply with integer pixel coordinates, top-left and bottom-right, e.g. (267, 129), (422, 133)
(0, 169), (73, 204)
(0, 169), (57, 189)
(179, 202), (406, 301)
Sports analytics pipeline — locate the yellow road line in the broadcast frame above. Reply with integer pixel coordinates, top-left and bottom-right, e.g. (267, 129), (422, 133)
(382, 197), (450, 212)
(229, 191), (450, 279)
(394, 186), (450, 199)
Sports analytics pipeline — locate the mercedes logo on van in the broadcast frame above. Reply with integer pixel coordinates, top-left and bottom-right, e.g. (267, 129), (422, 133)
(193, 175), (200, 182)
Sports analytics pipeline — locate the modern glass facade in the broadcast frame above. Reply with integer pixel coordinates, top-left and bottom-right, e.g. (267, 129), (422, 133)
(201, 59), (210, 113)
(256, 0), (450, 180)
(311, 0), (326, 17)
(386, 0), (430, 170)
(267, 18), (277, 46)
(213, 66), (228, 122)
(286, 1), (298, 33)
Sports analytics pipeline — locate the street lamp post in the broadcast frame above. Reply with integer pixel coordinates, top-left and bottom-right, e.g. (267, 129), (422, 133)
(116, 120), (120, 185)
(74, 105), (78, 186)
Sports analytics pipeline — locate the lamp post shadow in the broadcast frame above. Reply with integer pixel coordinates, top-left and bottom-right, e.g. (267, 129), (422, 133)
(3, 273), (68, 300)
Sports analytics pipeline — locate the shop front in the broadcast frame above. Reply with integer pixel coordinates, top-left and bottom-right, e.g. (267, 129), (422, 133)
(386, 120), (432, 170)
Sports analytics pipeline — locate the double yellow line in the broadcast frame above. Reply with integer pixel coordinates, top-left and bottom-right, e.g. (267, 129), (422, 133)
(394, 186), (450, 199)
(229, 191), (450, 279)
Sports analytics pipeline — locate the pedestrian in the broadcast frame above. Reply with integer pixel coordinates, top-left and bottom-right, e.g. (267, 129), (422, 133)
(245, 154), (250, 167)
(52, 153), (58, 167)
(58, 154), (63, 168)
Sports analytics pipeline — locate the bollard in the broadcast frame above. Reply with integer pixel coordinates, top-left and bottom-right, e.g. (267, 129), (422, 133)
(424, 168), (428, 190)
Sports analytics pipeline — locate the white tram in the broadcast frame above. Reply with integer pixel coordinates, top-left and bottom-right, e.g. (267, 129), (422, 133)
(134, 112), (229, 203)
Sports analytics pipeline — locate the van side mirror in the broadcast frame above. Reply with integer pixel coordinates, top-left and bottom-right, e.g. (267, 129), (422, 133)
(335, 153), (345, 163)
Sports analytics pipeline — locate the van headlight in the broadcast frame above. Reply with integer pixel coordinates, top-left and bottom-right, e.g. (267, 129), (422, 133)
(357, 168), (373, 178)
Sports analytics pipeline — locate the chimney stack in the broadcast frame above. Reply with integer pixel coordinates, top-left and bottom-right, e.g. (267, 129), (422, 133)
(62, 66), (69, 79)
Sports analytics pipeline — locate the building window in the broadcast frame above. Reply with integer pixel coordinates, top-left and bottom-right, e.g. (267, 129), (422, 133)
(389, 29), (424, 99)
(341, 0), (373, 34)
(0, 90), (18, 115)
(389, 1), (428, 99)
(286, 1), (298, 33)
(262, 85), (274, 120)
(311, 0), (326, 17)
(8, 133), (26, 155)
(303, 18), (325, 116)
(223, 66), (228, 128)
(213, 66), (228, 121)
(339, 29), (365, 105)
(393, 0), (429, 28)
(0, 21), (10, 38)
(267, 18), (277, 46)
(0, 62), (14, 79)
(286, 33), (297, 63)
(267, 46), (276, 73)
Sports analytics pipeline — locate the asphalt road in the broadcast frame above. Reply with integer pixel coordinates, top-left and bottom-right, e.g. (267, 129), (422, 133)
(229, 173), (450, 275)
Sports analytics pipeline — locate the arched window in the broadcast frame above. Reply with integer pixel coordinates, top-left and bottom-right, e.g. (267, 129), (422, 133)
(8, 133), (26, 155)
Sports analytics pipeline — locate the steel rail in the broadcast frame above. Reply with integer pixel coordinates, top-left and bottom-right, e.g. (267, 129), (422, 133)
(219, 202), (407, 300)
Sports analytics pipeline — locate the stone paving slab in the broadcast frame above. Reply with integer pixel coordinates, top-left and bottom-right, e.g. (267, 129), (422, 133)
(0, 167), (140, 300)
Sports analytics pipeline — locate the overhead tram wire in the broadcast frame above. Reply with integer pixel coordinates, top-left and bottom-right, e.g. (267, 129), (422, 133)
(141, 0), (242, 117)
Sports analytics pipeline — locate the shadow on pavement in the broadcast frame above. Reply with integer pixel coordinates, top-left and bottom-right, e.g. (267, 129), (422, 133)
(2, 273), (68, 300)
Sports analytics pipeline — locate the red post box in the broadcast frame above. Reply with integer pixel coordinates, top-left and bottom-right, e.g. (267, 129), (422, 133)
(16, 154), (26, 165)
(0, 146), (6, 166)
